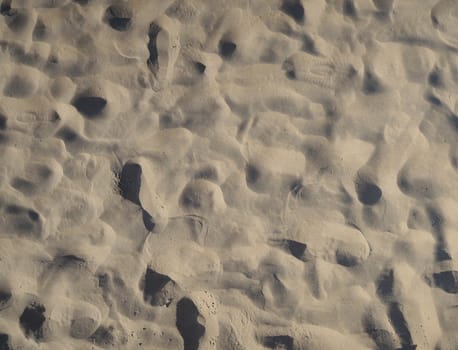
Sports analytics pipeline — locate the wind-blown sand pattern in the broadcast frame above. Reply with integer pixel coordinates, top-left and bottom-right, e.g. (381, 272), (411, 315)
(0, 0), (457, 349)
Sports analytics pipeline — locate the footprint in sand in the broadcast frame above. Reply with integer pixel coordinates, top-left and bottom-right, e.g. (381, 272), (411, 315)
(282, 51), (360, 94)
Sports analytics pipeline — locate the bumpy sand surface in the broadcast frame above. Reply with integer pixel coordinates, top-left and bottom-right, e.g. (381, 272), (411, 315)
(0, 0), (458, 349)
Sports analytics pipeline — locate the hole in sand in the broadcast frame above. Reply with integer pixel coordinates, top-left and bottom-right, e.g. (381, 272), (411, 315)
(72, 96), (107, 118)
(356, 181), (382, 206)
(245, 164), (261, 185)
(302, 33), (317, 54)
(143, 268), (175, 306)
(19, 303), (46, 341)
(11, 177), (35, 195)
(263, 335), (294, 350)
(176, 298), (205, 350)
(281, 0), (304, 23)
(0, 333), (10, 350)
(0, 289), (11, 310)
(142, 209), (155, 231)
(105, 5), (132, 31)
(343, 0), (357, 17)
(433, 270), (458, 294)
(194, 61), (206, 74)
(90, 326), (115, 347)
(147, 23), (161, 72)
(0, 1), (12, 16)
(0, 114), (6, 130)
(428, 68), (442, 87)
(388, 302), (414, 348)
(118, 162), (142, 205)
(3, 75), (36, 98)
(5, 9), (29, 33)
(363, 70), (383, 94)
(425, 94), (442, 106)
(219, 40), (236, 58)
(33, 19), (47, 40)
(57, 127), (79, 143)
(286, 239), (306, 260)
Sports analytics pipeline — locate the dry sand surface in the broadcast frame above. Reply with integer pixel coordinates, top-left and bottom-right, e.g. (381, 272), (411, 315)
(0, 0), (458, 349)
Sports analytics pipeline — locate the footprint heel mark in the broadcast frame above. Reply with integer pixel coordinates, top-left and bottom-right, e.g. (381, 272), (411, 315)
(176, 298), (205, 350)
(19, 302), (46, 341)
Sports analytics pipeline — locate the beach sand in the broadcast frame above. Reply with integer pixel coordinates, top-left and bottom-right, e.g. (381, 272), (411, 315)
(0, 0), (458, 349)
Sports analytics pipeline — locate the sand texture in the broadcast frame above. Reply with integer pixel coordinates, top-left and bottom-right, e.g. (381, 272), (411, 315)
(0, 0), (458, 349)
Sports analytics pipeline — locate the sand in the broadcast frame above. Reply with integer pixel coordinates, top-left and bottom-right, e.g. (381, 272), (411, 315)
(0, 0), (457, 349)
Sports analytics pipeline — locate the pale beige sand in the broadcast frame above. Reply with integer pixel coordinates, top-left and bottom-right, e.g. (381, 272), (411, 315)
(0, 0), (458, 349)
